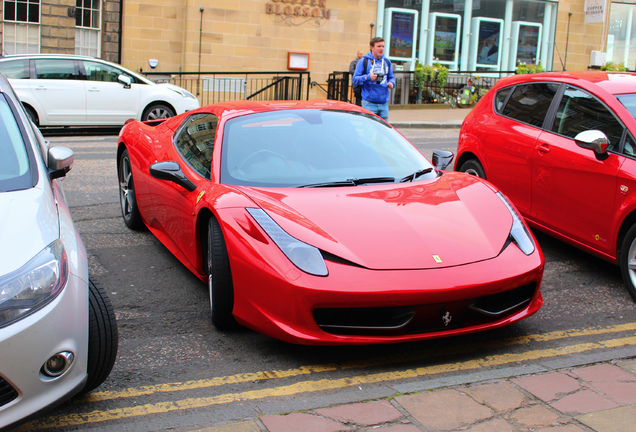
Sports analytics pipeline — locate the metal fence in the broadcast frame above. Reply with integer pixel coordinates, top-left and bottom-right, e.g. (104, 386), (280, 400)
(324, 71), (513, 105)
(143, 71), (311, 105)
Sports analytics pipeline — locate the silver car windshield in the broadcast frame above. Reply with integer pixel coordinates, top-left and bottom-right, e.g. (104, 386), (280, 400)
(0, 95), (31, 192)
(220, 109), (435, 187)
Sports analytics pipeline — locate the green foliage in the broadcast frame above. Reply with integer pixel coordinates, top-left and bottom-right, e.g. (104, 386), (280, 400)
(601, 61), (627, 71)
(515, 61), (545, 74)
(414, 61), (449, 89)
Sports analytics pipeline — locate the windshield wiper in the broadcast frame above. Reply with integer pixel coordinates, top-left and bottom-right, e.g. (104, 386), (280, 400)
(400, 168), (433, 183)
(299, 176), (396, 188)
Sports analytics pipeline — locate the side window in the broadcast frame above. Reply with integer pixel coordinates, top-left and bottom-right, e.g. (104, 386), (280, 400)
(82, 61), (127, 83)
(33, 59), (79, 80)
(175, 113), (218, 179)
(494, 87), (511, 113)
(0, 59), (30, 79)
(501, 83), (558, 127)
(623, 133), (636, 157)
(551, 85), (624, 152)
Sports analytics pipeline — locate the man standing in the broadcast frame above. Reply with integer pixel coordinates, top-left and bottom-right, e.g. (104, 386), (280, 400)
(349, 50), (364, 106)
(353, 37), (395, 121)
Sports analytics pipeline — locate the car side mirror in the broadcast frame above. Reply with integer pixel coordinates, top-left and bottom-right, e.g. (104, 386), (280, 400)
(48, 146), (74, 180)
(432, 149), (454, 170)
(574, 130), (609, 160)
(149, 161), (197, 192)
(118, 74), (132, 89)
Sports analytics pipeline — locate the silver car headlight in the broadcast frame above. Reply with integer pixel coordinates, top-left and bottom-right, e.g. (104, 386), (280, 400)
(247, 208), (328, 276)
(496, 192), (535, 255)
(0, 240), (69, 327)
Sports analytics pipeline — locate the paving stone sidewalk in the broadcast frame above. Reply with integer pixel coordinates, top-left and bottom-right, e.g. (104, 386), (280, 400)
(198, 358), (636, 432)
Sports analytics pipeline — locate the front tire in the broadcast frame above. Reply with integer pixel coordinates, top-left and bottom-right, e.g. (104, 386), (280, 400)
(619, 224), (636, 302)
(459, 159), (486, 179)
(207, 217), (236, 329)
(118, 149), (143, 230)
(81, 277), (118, 394)
(142, 103), (175, 121)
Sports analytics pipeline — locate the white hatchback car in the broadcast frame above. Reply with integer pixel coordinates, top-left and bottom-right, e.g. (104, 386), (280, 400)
(0, 54), (199, 127)
(0, 72), (117, 429)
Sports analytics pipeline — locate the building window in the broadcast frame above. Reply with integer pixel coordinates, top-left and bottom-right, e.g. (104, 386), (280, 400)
(607, 2), (636, 69)
(2, 0), (40, 54)
(75, 0), (101, 56)
(380, 0), (556, 73)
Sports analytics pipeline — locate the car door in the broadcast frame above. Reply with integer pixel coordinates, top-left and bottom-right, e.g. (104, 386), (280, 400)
(530, 85), (622, 255)
(480, 82), (559, 216)
(149, 113), (218, 266)
(30, 59), (86, 125)
(81, 60), (141, 125)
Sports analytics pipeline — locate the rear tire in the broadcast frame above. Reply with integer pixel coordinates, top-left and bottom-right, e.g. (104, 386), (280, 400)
(24, 105), (39, 126)
(207, 217), (236, 329)
(619, 224), (636, 302)
(459, 159), (486, 179)
(81, 277), (118, 394)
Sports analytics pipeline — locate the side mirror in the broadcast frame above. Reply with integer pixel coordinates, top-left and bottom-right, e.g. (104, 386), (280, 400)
(118, 74), (133, 89)
(432, 149), (454, 170)
(149, 161), (197, 192)
(48, 146), (74, 180)
(574, 130), (609, 160)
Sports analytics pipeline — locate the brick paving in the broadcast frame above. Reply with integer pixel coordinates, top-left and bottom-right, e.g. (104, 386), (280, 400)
(196, 358), (636, 432)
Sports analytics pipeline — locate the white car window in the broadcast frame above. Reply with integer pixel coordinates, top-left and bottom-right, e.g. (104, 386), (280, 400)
(0, 96), (30, 188)
(83, 61), (129, 83)
(33, 59), (79, 80)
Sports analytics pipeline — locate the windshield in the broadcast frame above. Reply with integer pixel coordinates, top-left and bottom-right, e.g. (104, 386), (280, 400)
(0, 94), (31, 192)
(220, 109), (435, 187)
(616, 93), (636, 120)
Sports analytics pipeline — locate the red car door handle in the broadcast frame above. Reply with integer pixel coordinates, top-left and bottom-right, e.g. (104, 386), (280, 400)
(537, 143), (550, 154)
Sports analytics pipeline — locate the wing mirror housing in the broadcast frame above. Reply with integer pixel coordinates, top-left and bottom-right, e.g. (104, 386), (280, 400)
(118, 74), (132, 89)
(432, 149), (454, 170)
(149, 161), (197, 192)
(48, 146), (74, 180)
(574, 130), (609, 160)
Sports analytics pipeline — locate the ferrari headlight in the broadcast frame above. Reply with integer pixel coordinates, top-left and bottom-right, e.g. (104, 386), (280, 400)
(247, 208), (328, 276)
(497, 192), (535, 255)
(0, 240), (69, 327)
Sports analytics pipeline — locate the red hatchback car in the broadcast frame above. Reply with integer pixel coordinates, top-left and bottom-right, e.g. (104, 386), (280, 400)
(117, 100), (544, 345)
(456, 71), (636, 302)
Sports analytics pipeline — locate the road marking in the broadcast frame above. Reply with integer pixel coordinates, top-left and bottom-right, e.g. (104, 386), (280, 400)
(84, 322), (636, 402)
(24, 332), (636, 430)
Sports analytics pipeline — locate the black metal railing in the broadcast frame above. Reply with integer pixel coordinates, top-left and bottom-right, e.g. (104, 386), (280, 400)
(389, 70), (513, 105)
(325, 70), (513, 106)
(143, 71), (311, 105)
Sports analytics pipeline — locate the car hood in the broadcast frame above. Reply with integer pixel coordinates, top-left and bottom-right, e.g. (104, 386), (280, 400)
(234, 172), (513, 270)
(0, 185), (59, 275)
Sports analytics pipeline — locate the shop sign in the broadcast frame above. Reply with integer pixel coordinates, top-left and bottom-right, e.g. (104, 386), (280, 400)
(585, 0), (606, 24)
(265, 0), (332, 24)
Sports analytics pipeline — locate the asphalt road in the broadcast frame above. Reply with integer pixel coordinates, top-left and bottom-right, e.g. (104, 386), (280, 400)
(12, 130), (636, 432)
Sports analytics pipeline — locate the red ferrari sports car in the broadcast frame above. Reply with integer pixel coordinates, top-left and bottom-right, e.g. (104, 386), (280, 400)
(117, 100), (543, 345)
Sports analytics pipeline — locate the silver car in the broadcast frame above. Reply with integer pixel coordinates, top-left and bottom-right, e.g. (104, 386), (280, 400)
(0, 72), (117, 429)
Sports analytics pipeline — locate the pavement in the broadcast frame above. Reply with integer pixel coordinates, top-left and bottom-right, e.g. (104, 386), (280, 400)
(388, 104), (471, 129)
(187, 353), (636, 432)
(184, 104), (636, 432)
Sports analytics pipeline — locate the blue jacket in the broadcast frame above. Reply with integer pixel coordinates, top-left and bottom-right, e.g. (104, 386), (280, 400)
(352, 52), (396, 104)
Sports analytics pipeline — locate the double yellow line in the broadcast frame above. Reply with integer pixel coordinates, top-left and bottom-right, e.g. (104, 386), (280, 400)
(22, 323), (636, 430)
